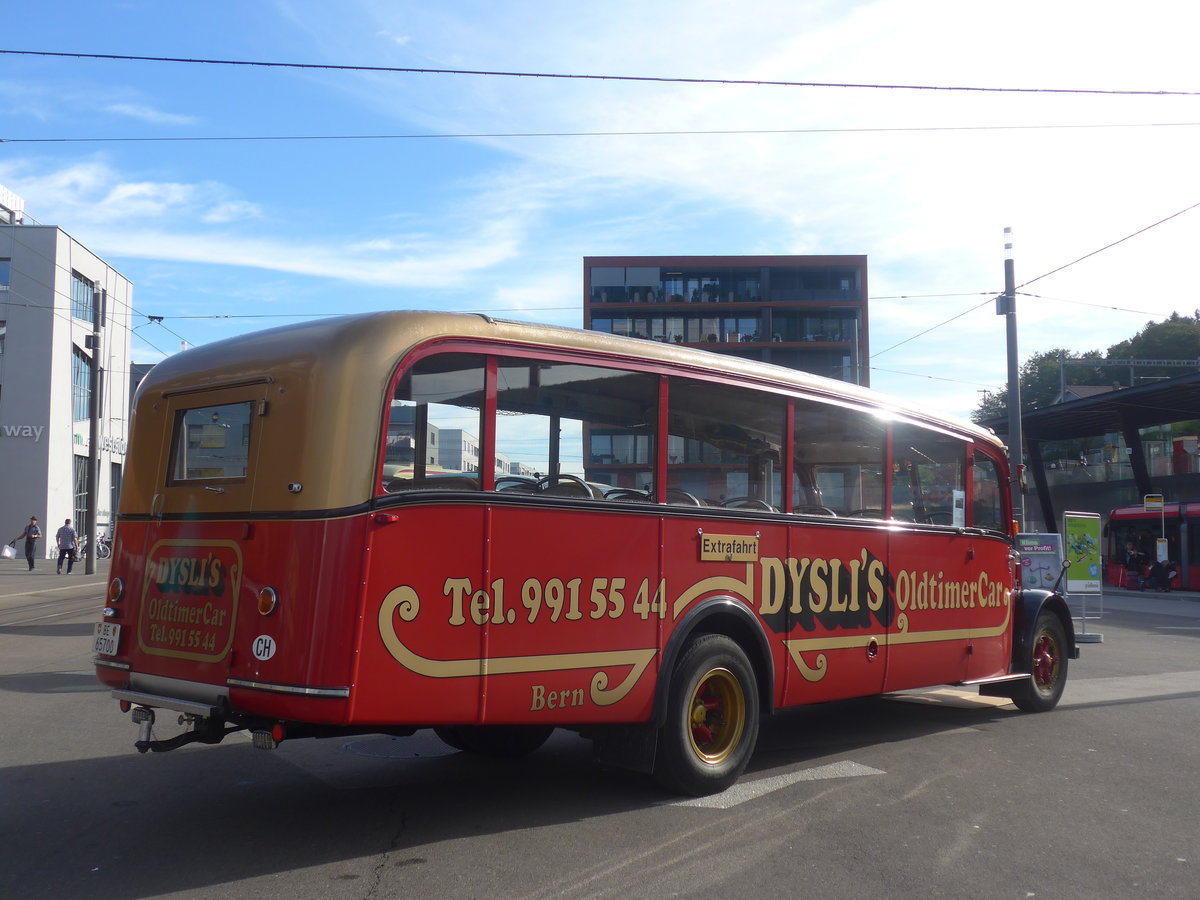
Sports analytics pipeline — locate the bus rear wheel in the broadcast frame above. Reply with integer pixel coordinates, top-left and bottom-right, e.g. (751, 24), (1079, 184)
(654, 634), (759, 796)
(439, 725), (553, 758)
(1011, 611), (1068, 712)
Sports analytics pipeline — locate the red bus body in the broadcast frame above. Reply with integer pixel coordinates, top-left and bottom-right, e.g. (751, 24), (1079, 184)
(95, 312), (1075, 794)
(1104, 501), (1200, 590)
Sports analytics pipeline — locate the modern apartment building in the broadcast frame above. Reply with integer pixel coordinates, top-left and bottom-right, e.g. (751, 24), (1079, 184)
(583, 255), (869, 385)
(0, 186), (133, 556)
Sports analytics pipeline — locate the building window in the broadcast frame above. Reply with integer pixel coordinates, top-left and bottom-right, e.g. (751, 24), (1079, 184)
(0, 258), (10, 290)
(110, 462), (122, 528)
(72, 346), (92, 421)
(0, 320), (6, 356)
(74, 455), (90, 538)
(71, 271), (95, 322)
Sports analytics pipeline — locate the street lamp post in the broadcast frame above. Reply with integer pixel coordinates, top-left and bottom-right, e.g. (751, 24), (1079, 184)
(998, 228), (1024, 531)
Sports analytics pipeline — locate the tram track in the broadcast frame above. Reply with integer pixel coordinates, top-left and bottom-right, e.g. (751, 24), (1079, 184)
(0, 592), (105, 628)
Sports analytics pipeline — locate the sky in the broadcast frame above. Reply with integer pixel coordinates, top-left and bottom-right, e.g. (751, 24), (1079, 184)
(3, 0), (1200, 419)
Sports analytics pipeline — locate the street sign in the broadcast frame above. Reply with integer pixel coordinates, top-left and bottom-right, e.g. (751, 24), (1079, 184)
(1144, 493), (1164, 512)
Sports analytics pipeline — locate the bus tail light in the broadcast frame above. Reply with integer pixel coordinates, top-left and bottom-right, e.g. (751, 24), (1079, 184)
(257, 587), (279, 616)
(108, 577), (125, 604)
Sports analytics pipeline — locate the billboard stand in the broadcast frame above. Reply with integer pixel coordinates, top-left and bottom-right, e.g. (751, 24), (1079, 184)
(1062, 511), (1104, 644)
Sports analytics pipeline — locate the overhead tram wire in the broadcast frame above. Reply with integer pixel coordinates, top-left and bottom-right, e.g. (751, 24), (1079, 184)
(1016, 291), (1177, 318)
(867, 365), (998, 389)
(868, 201), (1200, 361)
(6, 122), (1200, 145)
(4, 49), (1200, 96)
(869, 297), (995, 359)
(1017, 199), (1200, 289)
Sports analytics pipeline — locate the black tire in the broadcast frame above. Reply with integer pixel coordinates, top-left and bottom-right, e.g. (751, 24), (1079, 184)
(450, 725), (554, 758)
(1011, 611), (1068, 712)
(654, 634), (759, 796)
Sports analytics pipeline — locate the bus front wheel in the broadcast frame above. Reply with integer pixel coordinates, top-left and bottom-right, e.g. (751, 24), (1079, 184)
(654, 634), (759, 796)
(1011, 611), (1068, 712)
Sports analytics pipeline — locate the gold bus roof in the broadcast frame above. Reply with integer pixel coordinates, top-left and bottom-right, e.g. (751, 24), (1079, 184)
(126, 310), (1002, 516)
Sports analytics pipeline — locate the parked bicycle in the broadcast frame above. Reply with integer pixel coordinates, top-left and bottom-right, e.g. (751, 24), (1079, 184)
(78, 533), (112, 560)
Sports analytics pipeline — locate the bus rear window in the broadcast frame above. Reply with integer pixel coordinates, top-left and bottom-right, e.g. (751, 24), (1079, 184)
(170, 401), (253, 482)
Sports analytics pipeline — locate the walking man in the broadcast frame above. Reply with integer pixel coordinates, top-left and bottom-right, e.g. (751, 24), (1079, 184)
(55, 518), (79, 574)
(12, 516), (42, 571)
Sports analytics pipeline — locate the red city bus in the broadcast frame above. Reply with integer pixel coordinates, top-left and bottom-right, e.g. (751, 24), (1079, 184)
(1104, 501), (1198, 590)
(94, 311), (1076, 795)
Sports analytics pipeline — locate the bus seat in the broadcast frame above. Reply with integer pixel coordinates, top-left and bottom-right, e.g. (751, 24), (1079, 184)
(387, 476), (479, 492)
(541, 480), (603, 499)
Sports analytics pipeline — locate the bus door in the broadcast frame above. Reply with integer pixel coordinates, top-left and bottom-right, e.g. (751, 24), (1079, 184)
(130, 381), (272, 691)
(883, 425), (973, 691)
(779, 399), (891, 705)
(964, 449), (1016, 680)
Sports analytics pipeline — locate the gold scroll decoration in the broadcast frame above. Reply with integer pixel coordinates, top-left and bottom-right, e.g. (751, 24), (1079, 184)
(377, 586), (657, 706)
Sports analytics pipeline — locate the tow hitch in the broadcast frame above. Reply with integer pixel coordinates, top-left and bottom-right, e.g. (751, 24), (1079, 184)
(128, 705), (241, 753)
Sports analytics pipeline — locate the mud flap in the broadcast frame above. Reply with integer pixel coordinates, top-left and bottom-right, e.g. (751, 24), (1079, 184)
(590, 723), (659, 774)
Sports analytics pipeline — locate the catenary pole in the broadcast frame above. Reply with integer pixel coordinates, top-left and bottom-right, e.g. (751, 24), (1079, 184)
(1001, 228), (1024, 530)
(85, 287), (104, 574)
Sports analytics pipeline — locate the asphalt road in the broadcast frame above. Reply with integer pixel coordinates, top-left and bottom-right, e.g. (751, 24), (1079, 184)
(2, 564), (1198, 899)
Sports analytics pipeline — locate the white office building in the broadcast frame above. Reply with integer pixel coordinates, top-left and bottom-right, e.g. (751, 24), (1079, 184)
(0, 186), (133, 558)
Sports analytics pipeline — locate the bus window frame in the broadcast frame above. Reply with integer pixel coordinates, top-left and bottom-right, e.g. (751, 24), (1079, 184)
(377, 337), (1010, 536)
(163, 388), (265, 490)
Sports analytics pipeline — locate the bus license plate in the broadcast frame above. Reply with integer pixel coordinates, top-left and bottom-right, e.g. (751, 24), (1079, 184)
(93, 622), (121, 656)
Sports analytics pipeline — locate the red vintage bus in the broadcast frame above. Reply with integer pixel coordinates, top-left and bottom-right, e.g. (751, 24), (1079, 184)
(94, 311), (1076, 795)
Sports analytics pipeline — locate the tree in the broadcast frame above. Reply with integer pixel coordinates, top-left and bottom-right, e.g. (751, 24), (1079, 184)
(972, 348), (1105, 423)
(1105, 311), (1200, 383)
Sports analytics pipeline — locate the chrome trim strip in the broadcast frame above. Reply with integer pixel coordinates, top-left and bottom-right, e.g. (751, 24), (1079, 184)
(226, 677), (350, 698)
(94, 657), (131, 671)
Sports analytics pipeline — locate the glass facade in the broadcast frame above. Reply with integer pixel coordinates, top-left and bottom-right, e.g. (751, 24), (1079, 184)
(585, 257), (868, 386)
(589, 265), (859, 306)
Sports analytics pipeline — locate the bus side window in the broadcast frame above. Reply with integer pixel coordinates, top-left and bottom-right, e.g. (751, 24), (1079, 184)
(793, 399), (885, 517)
(384, 353), (486, 491)
(971, 449), (1006, 532)
(666, 379), (784, 509)
(496, 357), (657, 499)
(891, 423), (966, 526)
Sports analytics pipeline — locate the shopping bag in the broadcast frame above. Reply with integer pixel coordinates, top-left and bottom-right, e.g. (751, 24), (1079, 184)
(1, 542), (15, 560)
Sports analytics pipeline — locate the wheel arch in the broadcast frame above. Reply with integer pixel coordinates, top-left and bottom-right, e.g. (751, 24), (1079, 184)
(653, 597), (775, 726)
(1013, 588), (1080, 670)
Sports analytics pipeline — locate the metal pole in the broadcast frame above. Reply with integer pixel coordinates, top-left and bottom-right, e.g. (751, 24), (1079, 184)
(1001, 228), (1024, 530)
(85, 288), (104, 575)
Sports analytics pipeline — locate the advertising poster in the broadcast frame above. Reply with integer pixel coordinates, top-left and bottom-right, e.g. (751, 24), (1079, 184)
(1016, 533), (1065, 592)
(1063, 511), (1102, 594)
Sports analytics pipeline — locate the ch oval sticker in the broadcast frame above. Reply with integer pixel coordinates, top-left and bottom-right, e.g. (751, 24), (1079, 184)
(252, 634), (277, 661)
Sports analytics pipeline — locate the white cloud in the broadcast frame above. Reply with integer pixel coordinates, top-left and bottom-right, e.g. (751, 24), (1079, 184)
(104, 103), (198, 126)
(201, 201), (264, 224)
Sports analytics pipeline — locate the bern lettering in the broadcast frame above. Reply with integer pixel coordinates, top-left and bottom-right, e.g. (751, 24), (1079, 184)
(530, 683), (586, 711)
